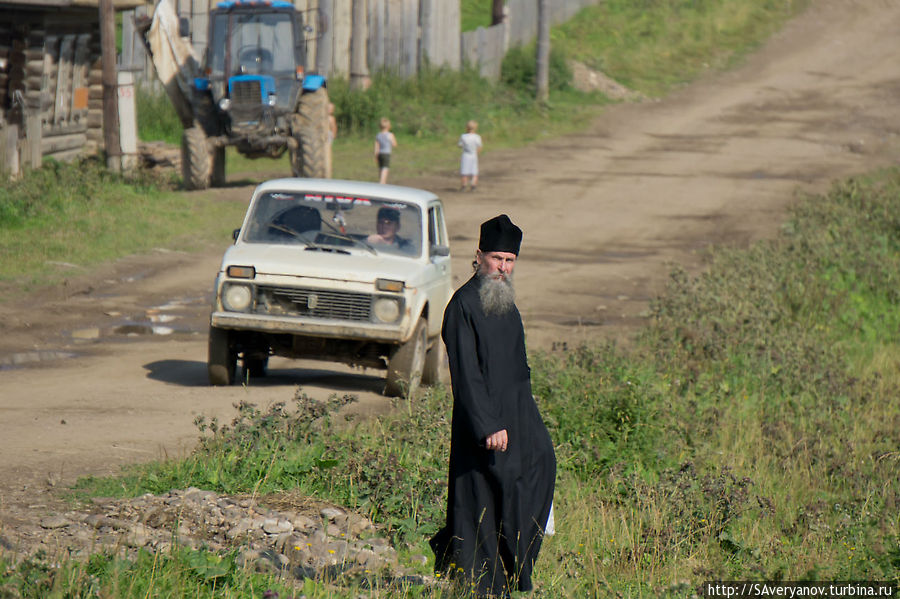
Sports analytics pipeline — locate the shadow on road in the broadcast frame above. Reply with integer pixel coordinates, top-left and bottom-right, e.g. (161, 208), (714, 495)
(142, 359), (387, 395)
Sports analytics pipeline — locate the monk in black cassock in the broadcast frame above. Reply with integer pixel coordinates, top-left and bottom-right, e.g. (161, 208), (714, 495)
(430, 214), (556, 597)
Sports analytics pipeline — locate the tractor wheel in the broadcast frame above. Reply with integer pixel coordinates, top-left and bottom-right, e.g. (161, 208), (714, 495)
(182, 126), (211, 190)
(422, 337), (446, 385)
(210, 146), (226, 187)
(291, 88), (329, 178)
(385, 318), (427, 398)
(208, 326), (236, 386)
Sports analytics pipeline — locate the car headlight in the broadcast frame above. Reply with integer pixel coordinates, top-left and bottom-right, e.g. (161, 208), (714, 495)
(373, 297), (401, 323)
(222, 283), (253, 312)
(218, 98), (231, 111)
(267, 93), (277, 107)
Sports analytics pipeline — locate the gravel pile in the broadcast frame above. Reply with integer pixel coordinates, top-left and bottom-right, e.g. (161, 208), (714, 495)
(6, 487), (430, 586)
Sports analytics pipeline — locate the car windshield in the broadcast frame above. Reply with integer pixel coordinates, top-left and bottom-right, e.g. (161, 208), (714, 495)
(243, 191), (423, 258)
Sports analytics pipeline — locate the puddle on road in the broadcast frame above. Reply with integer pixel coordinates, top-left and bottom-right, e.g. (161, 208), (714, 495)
(69, 296), (208, 341)
(2, 297), (208, 371)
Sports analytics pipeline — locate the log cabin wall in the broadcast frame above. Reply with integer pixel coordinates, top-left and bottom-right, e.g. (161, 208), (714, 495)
(0, 4), (114, 173)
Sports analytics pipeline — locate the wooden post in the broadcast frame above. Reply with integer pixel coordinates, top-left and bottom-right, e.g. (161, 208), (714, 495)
(317, 0), (334, 75)
(100, 0), (121, 171)
(2, 123), (19, 179)
(535, 0), (549, 103)
(25, 110), (41, 168)
(400, 0), (416, 78)
(350, 0), (370, 90)
(419, 0), (434, 66)
(368, 0), (384, 72)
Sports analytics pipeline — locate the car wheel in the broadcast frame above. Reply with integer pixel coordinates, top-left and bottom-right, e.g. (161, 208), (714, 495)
(208, 326), (236, 385)
(422, 336), (446, 385)
(385, 318), (427, 398)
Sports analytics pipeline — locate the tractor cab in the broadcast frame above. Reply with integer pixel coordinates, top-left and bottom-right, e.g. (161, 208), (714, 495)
(204, 0), (307, 124)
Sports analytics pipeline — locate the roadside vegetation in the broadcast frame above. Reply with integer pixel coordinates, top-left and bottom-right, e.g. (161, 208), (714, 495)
(5, 165), (899, 596)
(0, 160), (246, 297)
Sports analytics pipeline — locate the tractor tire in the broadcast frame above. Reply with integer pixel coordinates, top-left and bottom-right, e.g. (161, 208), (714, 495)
(291, 88), (329, 179)
(182, 126), (211, 190)
(422, 337), (446, 385)
(385, 318), (427, 398)
(211, 146), (226, 187)
(208, 326), (237, 386)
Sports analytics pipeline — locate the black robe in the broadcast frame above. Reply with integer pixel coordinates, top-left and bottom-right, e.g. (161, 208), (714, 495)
(430, 274), (556, 596)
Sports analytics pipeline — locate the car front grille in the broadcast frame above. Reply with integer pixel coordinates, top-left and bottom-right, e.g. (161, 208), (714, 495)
(256, 286), (372, 322)
(231, 79), (262, 107)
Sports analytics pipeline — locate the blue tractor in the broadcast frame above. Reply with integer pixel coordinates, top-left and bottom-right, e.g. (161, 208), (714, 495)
(170, 0), (330, 189)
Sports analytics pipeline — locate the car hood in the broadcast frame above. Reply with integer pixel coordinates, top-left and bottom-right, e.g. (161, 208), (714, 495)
(220, 243), (425, 286)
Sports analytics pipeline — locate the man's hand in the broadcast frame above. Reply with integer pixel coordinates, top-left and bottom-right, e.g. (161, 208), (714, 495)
(485, 429), (508, 452)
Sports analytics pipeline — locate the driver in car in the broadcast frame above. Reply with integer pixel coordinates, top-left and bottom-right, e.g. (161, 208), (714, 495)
(367, 207), (415, 254)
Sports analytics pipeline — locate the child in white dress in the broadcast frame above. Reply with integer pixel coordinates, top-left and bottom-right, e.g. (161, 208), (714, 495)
(458, 120), (483, 192)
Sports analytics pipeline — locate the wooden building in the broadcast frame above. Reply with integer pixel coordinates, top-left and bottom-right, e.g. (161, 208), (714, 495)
(0, 0), (144, 176)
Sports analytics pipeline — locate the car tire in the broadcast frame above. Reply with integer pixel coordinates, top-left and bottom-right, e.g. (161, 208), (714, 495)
(208, 326), (236, 386)
(182, 125), (211, 190)
(385, 318), (427, 398)
(421, 337), (446, 385)
(291, 88), (329, 179)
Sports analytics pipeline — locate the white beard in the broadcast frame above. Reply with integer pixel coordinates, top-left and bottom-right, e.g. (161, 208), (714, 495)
(478, 269), (516, 315)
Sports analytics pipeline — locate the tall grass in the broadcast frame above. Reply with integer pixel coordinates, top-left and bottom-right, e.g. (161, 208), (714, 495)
(21, 168), (896, 596)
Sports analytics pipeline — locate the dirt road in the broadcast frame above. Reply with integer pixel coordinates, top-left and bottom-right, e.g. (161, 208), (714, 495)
(2, 0), (900, 526)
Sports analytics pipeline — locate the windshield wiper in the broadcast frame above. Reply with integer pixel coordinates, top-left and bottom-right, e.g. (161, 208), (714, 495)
(269, 223), (326, 250)
(319, 218), (378, 255)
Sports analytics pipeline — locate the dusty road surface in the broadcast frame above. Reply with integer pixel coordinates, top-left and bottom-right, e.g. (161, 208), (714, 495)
(2, 0), (900, 541)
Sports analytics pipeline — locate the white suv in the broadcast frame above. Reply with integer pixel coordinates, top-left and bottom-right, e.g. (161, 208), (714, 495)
(208, 178), (453, 396)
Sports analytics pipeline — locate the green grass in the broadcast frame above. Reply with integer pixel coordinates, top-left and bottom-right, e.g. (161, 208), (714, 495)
(460, 0), (493, 32)
(554, 0), (809, 97)
(0, 159), (246, 297)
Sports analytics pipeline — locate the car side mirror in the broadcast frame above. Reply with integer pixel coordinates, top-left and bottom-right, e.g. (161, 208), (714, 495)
(430, 244), (450, 257)
(178, 17), (191, 38)
(232, 228), (241, 243)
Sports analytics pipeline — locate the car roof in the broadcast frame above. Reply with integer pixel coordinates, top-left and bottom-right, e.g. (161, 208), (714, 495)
(253, 178), (440, 208)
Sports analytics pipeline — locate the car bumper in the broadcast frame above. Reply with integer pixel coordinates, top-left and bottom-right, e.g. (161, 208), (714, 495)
(210, 311), (407, 343)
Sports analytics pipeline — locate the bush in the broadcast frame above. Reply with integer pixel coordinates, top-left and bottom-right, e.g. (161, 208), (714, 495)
(136, 85), (183, 144)
(501, 44), (573, 94)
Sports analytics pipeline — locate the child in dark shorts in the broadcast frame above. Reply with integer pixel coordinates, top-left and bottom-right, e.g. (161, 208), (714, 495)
(374, 118), (397, 183)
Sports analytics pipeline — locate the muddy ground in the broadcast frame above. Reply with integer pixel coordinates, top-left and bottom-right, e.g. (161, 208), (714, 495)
(2, 0), (900, 554)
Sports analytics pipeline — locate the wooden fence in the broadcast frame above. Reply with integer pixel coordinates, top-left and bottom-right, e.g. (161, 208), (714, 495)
(121, 0), (599, 83)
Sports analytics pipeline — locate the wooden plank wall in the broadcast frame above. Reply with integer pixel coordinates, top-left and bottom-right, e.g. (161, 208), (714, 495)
(124, 0), (596, 85)
(151, 0), (462, 78)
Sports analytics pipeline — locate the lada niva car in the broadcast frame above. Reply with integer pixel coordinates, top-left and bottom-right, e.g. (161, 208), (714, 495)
(208, 178), (452, 397)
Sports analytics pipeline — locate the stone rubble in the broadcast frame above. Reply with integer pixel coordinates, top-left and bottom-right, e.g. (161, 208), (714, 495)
(4, 487), (432, 586)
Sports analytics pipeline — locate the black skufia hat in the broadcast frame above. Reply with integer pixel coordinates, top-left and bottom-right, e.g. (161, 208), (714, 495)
(479, 214), (522, 255)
